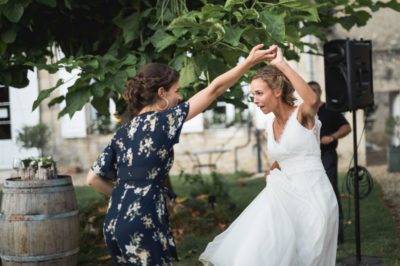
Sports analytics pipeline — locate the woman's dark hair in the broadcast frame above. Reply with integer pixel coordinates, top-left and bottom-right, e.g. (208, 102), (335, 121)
(123, 63), (179, 116)
(251, 65), (296, 106)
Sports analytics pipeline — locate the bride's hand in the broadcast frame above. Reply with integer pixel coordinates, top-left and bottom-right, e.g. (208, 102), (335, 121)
(264, 171), (270, 181)
(268, 45), (286, 67)
(245, 44), (277, 67)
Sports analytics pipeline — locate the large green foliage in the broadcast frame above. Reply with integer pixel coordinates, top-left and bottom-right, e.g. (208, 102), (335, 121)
(1, 0), (399, 118)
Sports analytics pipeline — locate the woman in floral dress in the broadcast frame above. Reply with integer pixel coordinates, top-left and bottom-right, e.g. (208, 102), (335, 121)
(86, 44), (275, 265)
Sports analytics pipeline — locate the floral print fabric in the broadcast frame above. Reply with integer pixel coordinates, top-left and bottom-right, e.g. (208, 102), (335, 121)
(92, 102), (189, 265)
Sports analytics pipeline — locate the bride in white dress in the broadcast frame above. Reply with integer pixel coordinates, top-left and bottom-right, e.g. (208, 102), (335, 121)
(199, 45), (338, 266)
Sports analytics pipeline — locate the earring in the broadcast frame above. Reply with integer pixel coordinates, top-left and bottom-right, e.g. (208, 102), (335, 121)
(156, 97), (169, 111)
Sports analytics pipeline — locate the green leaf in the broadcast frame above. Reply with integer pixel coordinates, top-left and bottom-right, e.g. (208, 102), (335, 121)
(179, 58), (199, 88)
(112, 71), (128, 94)
(242, 8), (259, 20)
(64, 0), (72, 9)
(61, 86), (91, 118)
(194, 52), (209, 71)
(125, 67), (136, 78)
(208, 22), (225, 39)
(1, 24), (17, 43)
(224, 0), (247, 10)
(171, 28), (188, 37)
(200, 4), (226, 19)
(32, 79), (64, 111)
(279, 0), (320, 22)
(86, 59), (99, 69)
(241, 26), (271, 47)
(220, 47), (244, 66)
(0, 41), (7, 56)
(169, 52), (186, 71)
(3, 1), (25, 23)
(26, 61), (60, 74)
(47, 95), (64, 107)
(353, 10), (372, 26)
(0, 71), (12, 86)
(168, 16), (203, 30)
(224, 26), (244, 46)
(10, 66), (29, 88)
(337, 16), (358, 30)
(91, 96), (110, 116)
(36, 0), (56, 8)
(90, 82), (105, 97)
(113, 12), (140, 44)
(259, 9), (286, 43)
(121, 53), (137, 67)
(150, 29), (177, 52)
(208, 58), (229, 80)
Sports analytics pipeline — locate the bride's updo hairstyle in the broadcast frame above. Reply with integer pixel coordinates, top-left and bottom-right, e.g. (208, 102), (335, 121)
(123, 63), (179, 116)
(251, 65), (296, 106)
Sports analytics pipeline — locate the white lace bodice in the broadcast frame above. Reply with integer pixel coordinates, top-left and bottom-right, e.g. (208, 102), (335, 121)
(266, 106), (323, 176)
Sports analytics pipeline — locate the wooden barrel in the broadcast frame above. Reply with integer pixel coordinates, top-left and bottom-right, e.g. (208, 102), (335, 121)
(0, 176), (79, 266)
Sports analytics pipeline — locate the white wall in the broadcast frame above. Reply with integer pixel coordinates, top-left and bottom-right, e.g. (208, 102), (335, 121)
(0, 69), (40, 169)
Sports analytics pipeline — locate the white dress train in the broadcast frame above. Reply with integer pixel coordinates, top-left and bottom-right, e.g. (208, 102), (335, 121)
(199, 106), (338, 266)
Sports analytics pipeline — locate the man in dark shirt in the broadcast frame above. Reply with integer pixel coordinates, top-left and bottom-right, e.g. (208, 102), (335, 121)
(308, 81), (352, 244)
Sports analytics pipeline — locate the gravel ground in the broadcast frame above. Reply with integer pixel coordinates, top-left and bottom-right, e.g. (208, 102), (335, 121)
(367, 165), (400, 233)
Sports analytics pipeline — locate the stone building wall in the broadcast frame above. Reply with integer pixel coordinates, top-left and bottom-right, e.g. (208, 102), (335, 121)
(328, 8), (400, 165)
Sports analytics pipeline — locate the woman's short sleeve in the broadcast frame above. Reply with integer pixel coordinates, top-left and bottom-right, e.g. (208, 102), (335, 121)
(160, 102), (190, 146)
(91, 140), (117, 181)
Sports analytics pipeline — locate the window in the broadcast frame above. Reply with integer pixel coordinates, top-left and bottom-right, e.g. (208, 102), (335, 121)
(0, 86), (11, 139)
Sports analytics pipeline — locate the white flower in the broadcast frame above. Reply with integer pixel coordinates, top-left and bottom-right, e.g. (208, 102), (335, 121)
(141, 216), (154, 229)
(133, 202), (140, 212)
(116, 139), (125, 151)
(157, 149), (168, 160)
(129, 257), (138, 263)
(142, 185), (151, 196)
(168, 126), (177, 138)
(127, 148), (133, 166)
(127, 118), (139, 139)
(125, 243), (138, 255)
(117, 255), (127, 264)
(144, 138), (153, 148)
(148, 116), (157, 131)
(147, 168), (159, 180)
(138, 250), (150, 265)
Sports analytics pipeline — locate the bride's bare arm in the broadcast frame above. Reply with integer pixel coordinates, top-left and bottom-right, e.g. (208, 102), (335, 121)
(268, 46), (320, 129)
(264, 161), (280, 180)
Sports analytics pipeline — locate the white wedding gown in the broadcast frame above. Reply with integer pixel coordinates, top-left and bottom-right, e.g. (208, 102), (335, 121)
(199, 106), (338, 266)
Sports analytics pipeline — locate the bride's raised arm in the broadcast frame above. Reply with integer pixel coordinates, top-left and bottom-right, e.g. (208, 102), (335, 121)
(268, 45), (320, 128)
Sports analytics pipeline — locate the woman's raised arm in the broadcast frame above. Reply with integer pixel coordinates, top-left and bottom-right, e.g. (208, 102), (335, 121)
(268, 45), (320, 127)
(185, 44), (276, 121)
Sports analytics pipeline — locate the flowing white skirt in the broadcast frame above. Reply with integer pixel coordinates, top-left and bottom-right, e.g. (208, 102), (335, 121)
(199, 169), (338, 266)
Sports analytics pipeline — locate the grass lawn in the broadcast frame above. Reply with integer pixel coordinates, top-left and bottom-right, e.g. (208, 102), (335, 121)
(1, 172), (399, 265)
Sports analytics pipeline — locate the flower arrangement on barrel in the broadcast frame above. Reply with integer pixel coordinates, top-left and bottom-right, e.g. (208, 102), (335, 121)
(15, 157), (58, 180)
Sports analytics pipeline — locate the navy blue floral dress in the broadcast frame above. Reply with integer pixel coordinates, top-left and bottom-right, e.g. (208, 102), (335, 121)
(91, 102), (189, 266)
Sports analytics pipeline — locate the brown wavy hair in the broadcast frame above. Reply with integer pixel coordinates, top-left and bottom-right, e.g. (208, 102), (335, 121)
(123, 63), (179, 116)
(251, 65), (296, 106)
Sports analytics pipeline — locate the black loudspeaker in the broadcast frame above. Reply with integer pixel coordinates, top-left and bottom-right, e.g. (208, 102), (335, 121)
(323, 39), (374, 112)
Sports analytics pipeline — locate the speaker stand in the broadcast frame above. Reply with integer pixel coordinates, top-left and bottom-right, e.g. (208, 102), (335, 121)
(336, 110), (382, 266)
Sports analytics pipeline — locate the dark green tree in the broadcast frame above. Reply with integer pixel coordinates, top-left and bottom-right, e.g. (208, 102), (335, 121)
(1, 0), (399, 118)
